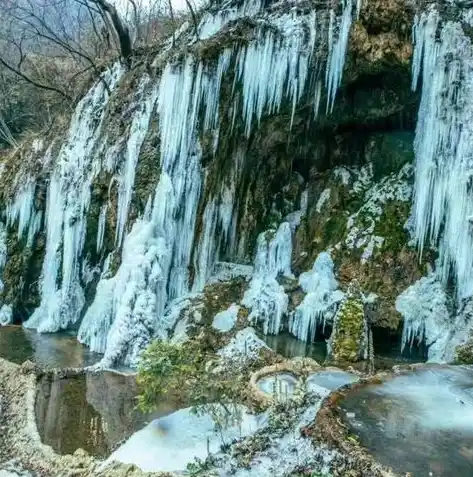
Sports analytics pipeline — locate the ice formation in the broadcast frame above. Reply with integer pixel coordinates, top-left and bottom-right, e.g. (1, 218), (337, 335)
(104, 405), (263, 473)
(397, 273), (452, 362)
(24, 64), (124, 333)
(290, 252), (344, 342)
(212, 304), (240, 332)
(411, 8), (473, 300)
(17, 0), (361, 365)
(0, 304), (12, 326)
(6, 179), (42, 247)
(217, 327), (269, 365)
(115, 77), (159, 246)
(242, 223), (293, 335)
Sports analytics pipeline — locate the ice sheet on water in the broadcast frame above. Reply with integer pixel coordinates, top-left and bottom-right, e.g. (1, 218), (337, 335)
(104, 405), (263, 473)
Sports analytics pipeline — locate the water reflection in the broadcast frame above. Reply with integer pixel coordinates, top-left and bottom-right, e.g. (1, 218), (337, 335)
(0, 326), (100, 368)
(261, 331), (327, 362)
(36, 372), (175, 457)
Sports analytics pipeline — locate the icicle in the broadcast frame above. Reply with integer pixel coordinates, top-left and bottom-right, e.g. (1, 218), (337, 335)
(325, 0), (355, 114)
(396, 274), (451, 362)
(242, 222), (294, 336)
(115, 77), (159, 246)
(237, 12), (315, 137)
(25, 63), (124, 333)
(6, 179), (38, 243)
(0, 222), (7, 294)
(411, 9), (473, 300)
(290, 252), (344, 342)
(97, 204), (108, 253)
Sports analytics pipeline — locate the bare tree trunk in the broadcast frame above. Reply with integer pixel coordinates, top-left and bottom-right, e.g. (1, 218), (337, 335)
(88, 0), (133, 63)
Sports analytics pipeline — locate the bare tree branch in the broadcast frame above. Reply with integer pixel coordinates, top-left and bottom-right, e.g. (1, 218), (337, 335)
(0, 56), (72, 100)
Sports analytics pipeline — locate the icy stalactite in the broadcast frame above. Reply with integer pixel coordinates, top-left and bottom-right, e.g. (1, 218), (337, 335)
(243, 222), (293, 335)
(237, 15), (313, 137)
(0, 222), (7, 294)
(6, 179), (39, 244)
(411, 9), (473, 300)
(192, 179), (239, 292)
(397, 273), (452, 362)
(290, 252), (344, 342)
(115, 77), (159, 246)
(97, 204), (108, 253)
(83, 174), (176, 365)
(325, 0), (358, 113)
(24, 63), (124, 333)
(198, 0), (262, 40)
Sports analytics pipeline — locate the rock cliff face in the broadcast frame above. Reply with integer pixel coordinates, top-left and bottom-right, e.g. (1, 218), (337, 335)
(0, 0), (472, 366)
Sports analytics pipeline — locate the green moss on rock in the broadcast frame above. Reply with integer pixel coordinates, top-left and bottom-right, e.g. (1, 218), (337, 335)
(455, 336), (473, 364)
(329, 284), (366, 364)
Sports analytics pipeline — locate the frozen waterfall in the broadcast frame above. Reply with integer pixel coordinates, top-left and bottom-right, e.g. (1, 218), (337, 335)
(411, 8), (473, 300)
(242, 223), (293, 336)
(24, 64), (124, 333)
(17, 0), (362, 366)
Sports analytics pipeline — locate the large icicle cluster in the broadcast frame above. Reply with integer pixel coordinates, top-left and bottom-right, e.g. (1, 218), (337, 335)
(242, 223), (293, 335)
(411, 8), (473, 300)
(16, 0), (363, 366)
(6, 178), (42, 248)
(396, 273), (451, 362)
(290, 252), (344, 342)
(24, 64), (124, 333)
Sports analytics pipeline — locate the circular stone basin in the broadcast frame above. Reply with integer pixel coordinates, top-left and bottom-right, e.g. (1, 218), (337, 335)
(256, 373), (299, 399)
(256, 369), (359, 401)
(340, 365), (473, 476)
(35, 372), (175, 457)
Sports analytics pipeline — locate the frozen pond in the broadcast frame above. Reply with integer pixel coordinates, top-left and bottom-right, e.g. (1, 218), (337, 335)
(105, 405), (264, 473)
(340, 365), (473, 476)
(256, 372), (299, 400)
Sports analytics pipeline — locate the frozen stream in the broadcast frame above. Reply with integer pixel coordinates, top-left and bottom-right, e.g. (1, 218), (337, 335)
(340, 365), (473, 476)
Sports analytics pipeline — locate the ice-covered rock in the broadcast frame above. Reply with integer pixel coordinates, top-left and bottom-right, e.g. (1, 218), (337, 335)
(217, 327), (269, 365)
(290, 252), (344, 342)
(397, 273), (452, 362)
(212, 304), (240, 332)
